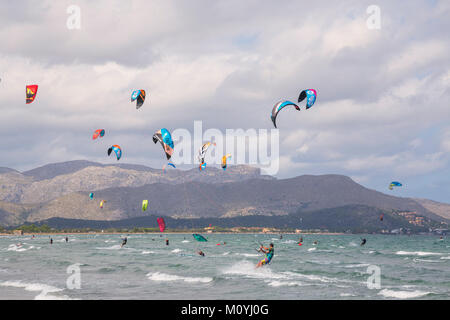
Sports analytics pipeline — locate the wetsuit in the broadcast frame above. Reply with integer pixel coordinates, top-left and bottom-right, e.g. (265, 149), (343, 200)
(121, 238), (127, 247)
(361, 239), (366, 246)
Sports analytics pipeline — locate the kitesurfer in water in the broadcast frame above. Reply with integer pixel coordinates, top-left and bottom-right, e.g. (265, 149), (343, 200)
(256, 243), (274, 268)
(166, 238), (169, 246)
(121, 237), (127, 248)
(50, 238), (53, 245)
(197, 250), (205, 257)
(65, 236), (68, 243)
(360, 238), (367, 246)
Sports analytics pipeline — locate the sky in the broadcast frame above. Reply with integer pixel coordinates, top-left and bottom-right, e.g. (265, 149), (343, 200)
(0, 0), (449, 202)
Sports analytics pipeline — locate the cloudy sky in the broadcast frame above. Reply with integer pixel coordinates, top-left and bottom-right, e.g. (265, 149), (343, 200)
(0, 0), (449, 202)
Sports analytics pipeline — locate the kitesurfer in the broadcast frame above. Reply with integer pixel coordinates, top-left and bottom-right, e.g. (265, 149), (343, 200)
(121, 237), (127, 248)
(256, 243), (274, 268)
(50, 238), (53, 245)
(166, 238), (169, 246)
(360, 238), (367, 246)
(197, 250), (205, 257)
(65, 236), (68, 243)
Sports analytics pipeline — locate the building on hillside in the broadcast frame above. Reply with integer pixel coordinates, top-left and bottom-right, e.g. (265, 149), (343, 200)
(13, 230), (23, 235)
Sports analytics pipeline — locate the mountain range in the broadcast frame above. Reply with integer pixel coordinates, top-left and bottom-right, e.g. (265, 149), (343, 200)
(0, 160), (449, 229)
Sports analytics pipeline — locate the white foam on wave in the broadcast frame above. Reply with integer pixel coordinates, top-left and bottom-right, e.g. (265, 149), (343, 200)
(340, 293), (356, 297)
(95, 245), (122, 250)
(7, 244), (34, 252)
(181, 240), (190, 243)
(308, 248), (316, 252)
(378, 289), (431, 299)
(440, 256), (450, 260)
(267, 280), (303, 287)
(222, 252), (230, 256)
(0, 281), (75, 300)
(344, 263), (371, 268)
(171, 248), (182, 253)
(222, 261), (286, 280)
(396, 251), (442, 256)
(413, 258), (441, 263)
(141, 251), (155, 255)
(146, 272), (212, 283)
(221, 261), (340, 286)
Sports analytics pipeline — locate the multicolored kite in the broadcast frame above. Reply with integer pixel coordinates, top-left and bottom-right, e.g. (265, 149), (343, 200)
(93, 129), (105, 140)
(131, 90), (146, 109)
(298, 89), (317, 109)
(270, 100), (300, 128)
(153, 128), (174, 160)
(107, 145), (122, 161)
(26, 85), (38, 104)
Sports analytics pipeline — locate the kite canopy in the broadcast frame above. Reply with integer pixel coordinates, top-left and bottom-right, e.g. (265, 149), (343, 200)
(193, 233), (207, 242)
(298, 89), (317, 109)
(198, 142), (216, 170)
(162, 162), (176, 173)
(221, 154), (232, 170)
(131, 90), (146, 109)
(89, 192), (94, 200)
(157, 217), (166, 232)
(107, 145), (122, 161)
(100, 200), (106, 208)
(93, 129), (105, 140)
(153, 128), (174, 160)
(142, 200), (148, 212)
(389, 181), (402, 190)
(26, 85), (38, 104)
(270, 100), (300, 128)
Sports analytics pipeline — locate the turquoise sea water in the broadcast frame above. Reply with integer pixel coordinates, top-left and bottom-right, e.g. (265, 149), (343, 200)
(0, 233), (449, 300)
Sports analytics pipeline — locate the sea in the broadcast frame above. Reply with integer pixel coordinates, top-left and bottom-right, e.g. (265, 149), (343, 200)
(0, 233), (449, 300)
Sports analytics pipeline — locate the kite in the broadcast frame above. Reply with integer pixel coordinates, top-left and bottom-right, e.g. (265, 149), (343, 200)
(221, 154), (232, 170)
(89, 192), (94, 200)
(153, 128), (174, 160)
(298, 89), (317, 109)
(157, 217), (166, 232)
(198, 142), (216, 171)
(389, 181), (402, 190)
(131, 90), (146, 109)
(26, 85), (38, 104)
(107, 145), (122, 161)
(92, 129), (105, 140)
(162, 162), (176, 173)
(142, 200), (148, 212)
(100, 200), (106, 208)
(192, 234), (207, 242)
(270, 100), (300, 128)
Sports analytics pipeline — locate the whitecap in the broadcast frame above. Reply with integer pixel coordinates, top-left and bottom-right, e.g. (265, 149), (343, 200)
(378, 289), (431, 299)
(146, 272), (212, 283)
(0, 281), (75, 300)
(396, 251), (442, 256)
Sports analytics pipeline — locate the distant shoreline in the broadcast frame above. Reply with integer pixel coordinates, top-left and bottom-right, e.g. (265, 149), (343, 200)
(0, 232), (347, 236)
